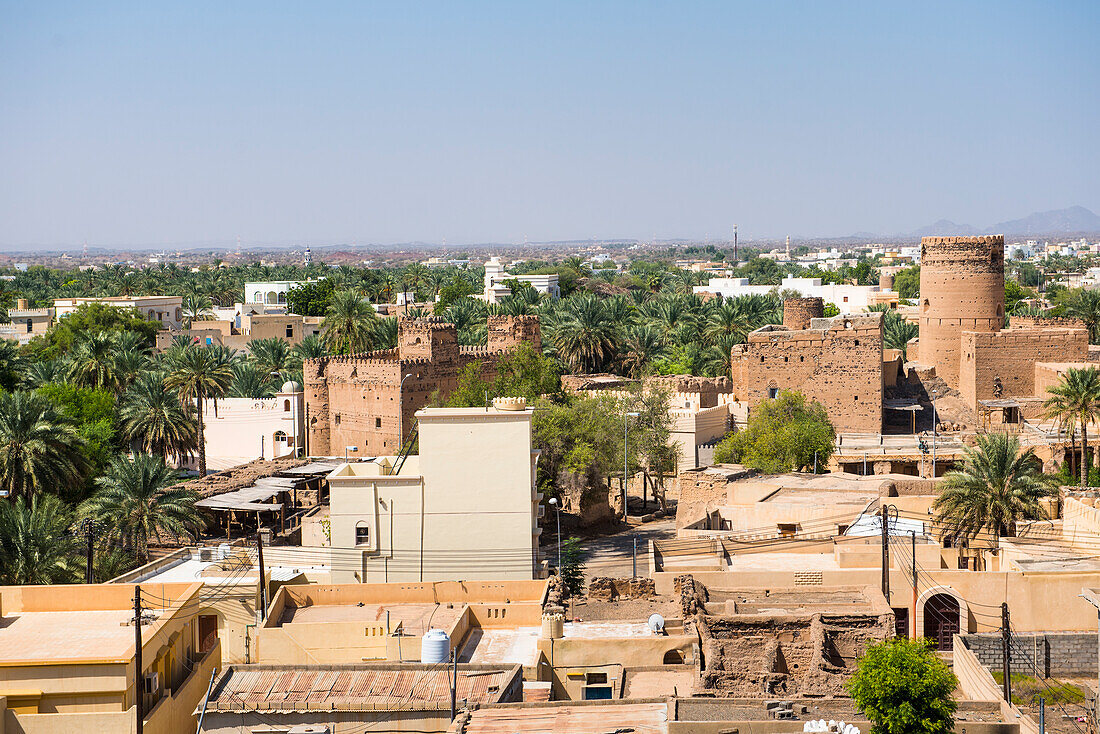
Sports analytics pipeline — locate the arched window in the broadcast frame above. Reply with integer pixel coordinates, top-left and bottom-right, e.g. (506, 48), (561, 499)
(663, 649), (685, 665)
(266, 291), (278, 304)
(277, 292), (286, 304)
(273, 430), (287, 443)
(355, 522), (370, 546)
(283, 399), (291, 412)
(253, 291), (262, 302)
(175, 308), (182, 322)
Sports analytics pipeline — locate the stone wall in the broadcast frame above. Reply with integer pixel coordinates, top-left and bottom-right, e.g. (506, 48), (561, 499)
(782, 297), (825, 331)
(958, 327), (1088, 409)
(961, 632), (1097, 677)
(917, 236), (1005, 388)
(1010, 315), (1086, 330)
(730, 313), (884, 433)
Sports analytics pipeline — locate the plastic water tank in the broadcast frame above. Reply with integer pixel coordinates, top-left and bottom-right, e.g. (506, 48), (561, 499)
(420, 629), (450, 664)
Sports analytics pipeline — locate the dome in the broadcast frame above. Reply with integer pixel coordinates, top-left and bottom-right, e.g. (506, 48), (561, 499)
(281, 381), (302, 393)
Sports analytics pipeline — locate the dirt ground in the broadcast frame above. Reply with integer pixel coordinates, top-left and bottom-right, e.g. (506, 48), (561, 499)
(567, 595), (683, 623)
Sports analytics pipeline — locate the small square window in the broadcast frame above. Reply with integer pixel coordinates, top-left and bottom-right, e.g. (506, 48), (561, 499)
(286, 325), (293, 338)
(355, 524), (370, 546)
(375, 418), (382, 428)
(768, 387), (779, 399)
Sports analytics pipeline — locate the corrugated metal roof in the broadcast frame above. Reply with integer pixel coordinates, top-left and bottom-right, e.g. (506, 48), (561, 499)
(209, 665), (515, 712)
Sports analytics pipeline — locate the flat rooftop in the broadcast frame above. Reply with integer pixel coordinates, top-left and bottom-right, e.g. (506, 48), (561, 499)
(457, 702), (668, 734)
(280, 603), (465, 637)
(207, 664), (519, 712)
(0, 608), (153, 664)
(459, 622), (659, 667)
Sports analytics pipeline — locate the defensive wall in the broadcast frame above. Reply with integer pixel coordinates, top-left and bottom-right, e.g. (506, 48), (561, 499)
(959, 327), (1089, 410)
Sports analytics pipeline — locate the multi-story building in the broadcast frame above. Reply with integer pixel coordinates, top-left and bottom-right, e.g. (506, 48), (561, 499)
(0, 299), (53, 344)
(54, 295), (184, 329)
(694, 276), (898, 313)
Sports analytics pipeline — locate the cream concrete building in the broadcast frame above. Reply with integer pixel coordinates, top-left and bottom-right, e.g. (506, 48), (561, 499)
(0, 582), (218, 734)
(0, 300), (53, 345)
(178, 382), (305, 472)
(54, 295), (184, 329)
(310, 398), (544, 582)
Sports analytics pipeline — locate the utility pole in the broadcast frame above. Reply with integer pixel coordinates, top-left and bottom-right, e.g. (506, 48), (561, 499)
(1001, 602), (1012, 704)
(1038, 697), (1044, 734)
(256, 530), (267, 621)
(880, 505), (890, 603)
(83, 518), (95, 584)
(134, 585), (144, 734)
(910, 530), (918, 638)
(632, 536), (638, 579)
(450, 649), (458, 721)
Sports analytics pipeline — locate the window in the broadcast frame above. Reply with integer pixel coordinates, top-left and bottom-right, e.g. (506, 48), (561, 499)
(583, 685), (613, 700)
(375, 418), (382, 428)
(253, 291), (262, 302)
(768, 387), (779, 399)
(274, 431), (287, 444)
(585, 672), (607, 684)
(278, 292), (286, 304)
(205, 337), (212, 345)
(286, 325), (293, 338)
(334, 414), (341, 425)
(283, 400), (291, 412)
(355, 522), (370, 546)
(25, 318), (32, 333)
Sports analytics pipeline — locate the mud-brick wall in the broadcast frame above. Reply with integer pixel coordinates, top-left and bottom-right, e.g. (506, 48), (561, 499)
(782, 297), (824, 331)
(961, 632), (1097, 677)
(731, 315), (884, 433)
(959, 328), (1088, 410)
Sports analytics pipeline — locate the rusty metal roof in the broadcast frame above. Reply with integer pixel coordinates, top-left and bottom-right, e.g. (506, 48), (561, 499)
(207, 664), (519, 712)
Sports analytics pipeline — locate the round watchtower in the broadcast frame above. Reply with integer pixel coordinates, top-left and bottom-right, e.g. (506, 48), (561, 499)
(782, 297), (825, 331)
(917, 235), (1005, 386)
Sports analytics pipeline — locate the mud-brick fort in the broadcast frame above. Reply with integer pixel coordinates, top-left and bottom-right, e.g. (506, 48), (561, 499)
(730, 235), (1090, 434)
(304, 315), (540, 456)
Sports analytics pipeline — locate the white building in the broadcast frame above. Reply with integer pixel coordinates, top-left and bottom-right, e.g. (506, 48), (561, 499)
(479, 256), (560, 304)
(244, 280), (325, 308)
(54, 295), (184, 329)
(694, 276), (899, 313)
(181, 381), (305, 472)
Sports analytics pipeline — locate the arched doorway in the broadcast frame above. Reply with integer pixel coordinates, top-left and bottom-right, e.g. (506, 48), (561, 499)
(663, 649), (685, 664)
(923, 593), (960, 650)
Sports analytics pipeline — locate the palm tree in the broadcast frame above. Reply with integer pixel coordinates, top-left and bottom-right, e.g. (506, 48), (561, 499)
(80, 454), (202, 562)
(548, 295), (618, 373)
(67, 331), (122, 391)
(883, 312), (919, 361)
(0, 391), (89, 500)
(1044, 366), (1100, 486)
(182, 292), (215, 327)
(292, 334), (328, 361)
(229, 362), (279, 398)
(933, 433), (1058, 550)
(249, 337), (297, 375)
(21, 360), (63, 388)
(322, 290), (378, 354)
(620, 324), (665, 377)
(0, 339), (23, 391)
(119, 373), (199, 462)
(164, 346), (233, 476)
(0, 495), (80, 584)
(1066, 289), (1100, 344)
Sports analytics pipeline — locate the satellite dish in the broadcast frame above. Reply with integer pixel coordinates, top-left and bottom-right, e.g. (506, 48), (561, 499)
(647, 613), (665, 633)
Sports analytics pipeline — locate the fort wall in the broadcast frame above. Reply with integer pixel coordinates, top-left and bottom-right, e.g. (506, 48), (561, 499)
(782, 297), (824, 331)
(730, 313), (884, 433)
(959, 327), (1088, 410)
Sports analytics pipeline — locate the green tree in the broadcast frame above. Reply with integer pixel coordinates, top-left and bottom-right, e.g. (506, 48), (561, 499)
(164, 346), (233, 476)
(285, 279), (336, 316)
(249, 337), (298, 375)
(37, 383), (118, 498)
(292, 334), (328, 361)
(29, 302), (160, 359)
(1004, 280), (1035, 313)
(882, 311), (919, 360)
(119, 373), (199, 462)
(558, 537), (586, 598)
(0, 495), (80, 585)
(80, 454), (202, 562)
(0, 339), (23, 391)
(933, 432), (1058, 547)
(892, 266), (920, 300)
(849, 637), (957, 734)
(66, 331), (125, 392)
(229, 362), (279, 398)
(1064, 289), (1100, 344)
(0, 391), (89, 500)
(322, 289), (378, 354)
(714, 390), (834, 472)
(1044, 366), (1100, 485)
(532, 394), (622, 511)
(447, 342), (561, 408)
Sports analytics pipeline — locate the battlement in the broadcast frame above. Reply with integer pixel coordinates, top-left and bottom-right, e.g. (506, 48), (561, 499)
(920, 235), (1005, 265)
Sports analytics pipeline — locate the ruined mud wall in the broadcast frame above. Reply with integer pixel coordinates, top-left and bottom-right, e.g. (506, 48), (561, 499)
(959, 327), (1088, 410)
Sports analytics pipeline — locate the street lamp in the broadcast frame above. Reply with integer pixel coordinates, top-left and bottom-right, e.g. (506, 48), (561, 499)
(398, 373), (413, 451)
(623, 411), (641, 523)
(931, 389), (939, 478)
(548, 497), (562, 570)
(345, 445), (358, 462)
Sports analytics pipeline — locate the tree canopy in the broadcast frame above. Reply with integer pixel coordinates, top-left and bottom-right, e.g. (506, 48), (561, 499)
(713, 390), (835, 472)
(849, 637), (958, 734)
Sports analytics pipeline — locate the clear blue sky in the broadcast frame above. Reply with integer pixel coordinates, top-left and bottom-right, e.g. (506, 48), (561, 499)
(1, 1), (1097, 249)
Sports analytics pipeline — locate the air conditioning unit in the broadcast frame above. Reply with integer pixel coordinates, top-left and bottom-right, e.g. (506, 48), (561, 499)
(143, 672), (159, 695)
(198, 548), (215, 562)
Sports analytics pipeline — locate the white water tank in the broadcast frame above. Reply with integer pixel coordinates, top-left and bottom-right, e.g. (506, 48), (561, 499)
(420, 629), (450, 664)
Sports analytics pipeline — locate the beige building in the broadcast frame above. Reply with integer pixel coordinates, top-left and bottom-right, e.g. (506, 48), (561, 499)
(0, 299), (53, 344)
(0, 582), (219, 734)
(155, 312), (323, 351)
(306, 398), (545, 582)
(54, 295), (184, 329)
(179, 382), (305, 472)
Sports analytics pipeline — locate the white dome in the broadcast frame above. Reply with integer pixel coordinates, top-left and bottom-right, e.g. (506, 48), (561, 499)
(281, 381), (303, 393)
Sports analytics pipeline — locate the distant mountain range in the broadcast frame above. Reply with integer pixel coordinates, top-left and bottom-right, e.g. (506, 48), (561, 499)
(908, 206), (1100, 237)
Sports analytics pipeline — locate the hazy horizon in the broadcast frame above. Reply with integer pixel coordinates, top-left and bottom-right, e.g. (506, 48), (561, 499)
(2, 2), (1098, 250)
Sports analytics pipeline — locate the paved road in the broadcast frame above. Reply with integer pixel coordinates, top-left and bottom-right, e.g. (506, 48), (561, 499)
(574, 518), (677, 581)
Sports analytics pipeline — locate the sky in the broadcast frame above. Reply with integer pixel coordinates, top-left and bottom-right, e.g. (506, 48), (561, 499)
(1, 1), (1098, 250)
